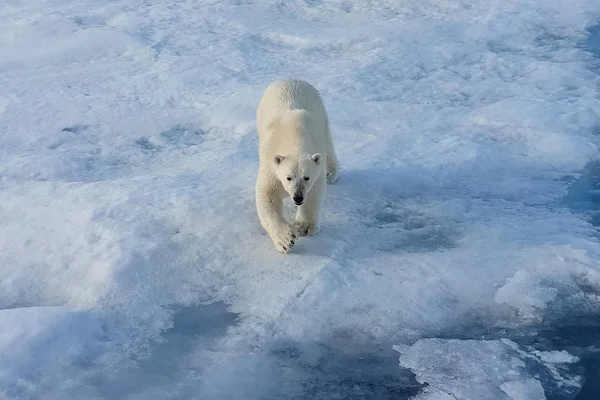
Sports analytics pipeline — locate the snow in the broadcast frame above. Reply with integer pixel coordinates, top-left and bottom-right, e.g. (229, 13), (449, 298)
(1, 0), (600, 398)
(0, 306), (108, 398)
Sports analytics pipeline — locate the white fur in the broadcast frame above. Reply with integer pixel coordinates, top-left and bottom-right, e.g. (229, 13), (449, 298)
(255, 79), (339, 253)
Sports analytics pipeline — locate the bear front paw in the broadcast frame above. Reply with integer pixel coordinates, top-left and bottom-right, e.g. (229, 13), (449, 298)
(272, 224), (297, 253)
(294, 221), (320, 237)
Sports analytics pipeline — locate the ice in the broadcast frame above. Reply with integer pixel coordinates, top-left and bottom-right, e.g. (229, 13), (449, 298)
(532, 350), (580, 364)
(500, 380), (546, 400)
(2, 0), (600, 398)
(411, 389), (458, 400)
(395, 338), (581, 400)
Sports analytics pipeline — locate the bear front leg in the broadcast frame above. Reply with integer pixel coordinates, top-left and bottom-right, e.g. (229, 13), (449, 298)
(256, 178), (296, 253)
(294, 176), (325, 236)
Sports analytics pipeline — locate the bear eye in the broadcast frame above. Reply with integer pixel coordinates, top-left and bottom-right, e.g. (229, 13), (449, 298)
(303, 176), (310, 181)
(286, 177), (292, 181)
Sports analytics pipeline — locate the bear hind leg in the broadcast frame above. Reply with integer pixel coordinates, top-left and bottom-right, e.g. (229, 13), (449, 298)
(324, 120), (339, 184)
(326, 149), (339, 184)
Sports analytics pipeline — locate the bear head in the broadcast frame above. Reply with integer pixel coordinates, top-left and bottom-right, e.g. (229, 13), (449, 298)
(273, 153), (323, 206)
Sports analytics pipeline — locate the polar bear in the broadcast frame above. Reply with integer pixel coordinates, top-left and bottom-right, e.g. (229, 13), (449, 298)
(255, 79), (339, 253)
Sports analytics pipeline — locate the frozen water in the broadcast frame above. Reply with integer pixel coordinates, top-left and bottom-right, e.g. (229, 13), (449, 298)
(1, 0), (600, 398)
(395, 338), (581, 400)
(500, 380), (546, 400)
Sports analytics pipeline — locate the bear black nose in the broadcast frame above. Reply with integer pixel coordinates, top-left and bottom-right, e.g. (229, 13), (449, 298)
(293, 195), (304, 205)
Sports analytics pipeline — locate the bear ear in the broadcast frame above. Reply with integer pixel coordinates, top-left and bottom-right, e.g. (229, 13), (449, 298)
(274, 155), (285, 165)
(311, 153), (321, 164)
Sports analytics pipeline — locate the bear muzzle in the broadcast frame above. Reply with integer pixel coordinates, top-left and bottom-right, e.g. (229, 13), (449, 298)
(293, 194), (304, 206)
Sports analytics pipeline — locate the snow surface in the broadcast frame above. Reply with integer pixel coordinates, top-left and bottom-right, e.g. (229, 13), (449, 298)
(2, 0), (600, 399)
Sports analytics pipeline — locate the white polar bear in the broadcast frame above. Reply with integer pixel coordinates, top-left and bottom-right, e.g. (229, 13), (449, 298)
(255, 79), (339, 253)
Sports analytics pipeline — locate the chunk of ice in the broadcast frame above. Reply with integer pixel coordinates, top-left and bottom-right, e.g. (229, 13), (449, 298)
(394, 338), (582, 400)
